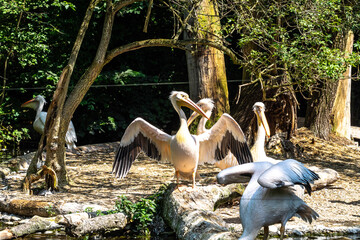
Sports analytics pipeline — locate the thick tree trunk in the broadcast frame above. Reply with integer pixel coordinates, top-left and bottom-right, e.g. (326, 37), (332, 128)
(305, 31), (353, 140)
(186, 0), (229, 120)
(305, 81), (338, 140)
(331, 30), (353, 139)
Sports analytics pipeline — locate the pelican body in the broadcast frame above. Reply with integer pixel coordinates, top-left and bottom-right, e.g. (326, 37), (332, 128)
(217, 159), (319, 240)
(21, 95), (77, 150)
(112, 91), (253, 188)
(187, 98), (239, 169)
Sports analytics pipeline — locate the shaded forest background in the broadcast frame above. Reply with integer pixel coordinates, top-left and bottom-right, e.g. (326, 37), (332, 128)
(1, 0), (360, 153)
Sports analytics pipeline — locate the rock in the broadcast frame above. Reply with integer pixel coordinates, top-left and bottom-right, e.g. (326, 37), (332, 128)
(161, 183), (243, 240)
(55, 212), (93, 226)
(308, 166), (339, 191)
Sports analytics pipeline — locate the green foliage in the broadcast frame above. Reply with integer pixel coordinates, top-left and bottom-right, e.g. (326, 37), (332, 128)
(221, 0), (360, 98)
(0, 0), (76, 150)
(0, 0), (76, 68)
(105, 185), (167, 235)
(0, 101), (30, 149)
(112, 196), (156, 235)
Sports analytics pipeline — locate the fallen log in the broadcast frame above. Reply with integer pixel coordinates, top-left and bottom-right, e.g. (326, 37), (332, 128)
(0, 211), (128, 239)
(0, 215), (62, 239)
(0, 193), (108, 218)
(0, 198), (59, 217)
(65, 212), (128, 237)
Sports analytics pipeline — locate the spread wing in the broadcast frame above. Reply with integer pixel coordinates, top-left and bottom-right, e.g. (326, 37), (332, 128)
(197, 113), (253, 165)
(258, 159), (320, 195)
(112, 117), (171, 179)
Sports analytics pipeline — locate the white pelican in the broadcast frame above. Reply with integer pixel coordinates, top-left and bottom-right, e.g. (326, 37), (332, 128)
(21, 95), (78, 150)
(112, 91), (253, 188)
(217, 159), (319, 240)
(251, 102), (276, 163)
(187, 98), (239, 169)
(251, 102), (308, 199)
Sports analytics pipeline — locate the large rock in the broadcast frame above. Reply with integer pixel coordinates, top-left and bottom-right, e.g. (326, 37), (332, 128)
(161, 184), (243, 240)
(309, 166), (339, 191)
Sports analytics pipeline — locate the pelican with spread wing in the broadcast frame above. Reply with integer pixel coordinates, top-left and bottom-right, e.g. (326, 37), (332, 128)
(187, 98), (240, 169)
(217, 159), (319, 240)
(112, 91), (253, 188)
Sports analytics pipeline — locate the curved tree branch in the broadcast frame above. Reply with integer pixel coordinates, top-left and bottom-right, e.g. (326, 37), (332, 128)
(105, 39), (241, 65)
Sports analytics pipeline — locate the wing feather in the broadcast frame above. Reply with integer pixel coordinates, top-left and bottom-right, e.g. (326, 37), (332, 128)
(258, 159), (320, 195)
(197, 113), (253, 165)
(112, 117), (171, 179)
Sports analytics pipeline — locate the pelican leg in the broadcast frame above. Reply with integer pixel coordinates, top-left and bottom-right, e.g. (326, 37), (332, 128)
(263, 226), (269, 240)
(175, 170), (181, 192)
(192, 171), (196, 188)
(279, 224), (285, 240)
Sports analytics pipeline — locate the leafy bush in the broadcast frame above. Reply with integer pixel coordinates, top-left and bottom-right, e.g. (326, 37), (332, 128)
(0, 102), (30, 150)
(103, 185), (167, 236)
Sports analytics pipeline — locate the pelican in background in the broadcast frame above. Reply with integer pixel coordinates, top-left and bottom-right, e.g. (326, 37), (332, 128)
(251, 102), (277, 163)
(187, 98), (239, 169)
(21, 95), (78, 150)
(112, 91), (253, 188)
(217, 159), (319, 240)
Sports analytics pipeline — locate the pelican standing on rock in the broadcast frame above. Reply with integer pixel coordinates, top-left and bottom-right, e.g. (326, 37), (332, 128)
(217, 159), (319, 240)
(21, 95), (78, 150)
(187, 98), (239, 169)
(112, 91), (253, 188)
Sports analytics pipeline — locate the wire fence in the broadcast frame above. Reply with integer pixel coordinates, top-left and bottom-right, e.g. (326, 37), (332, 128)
(1, 80), (246, 91)
(2, 75), (358, 92)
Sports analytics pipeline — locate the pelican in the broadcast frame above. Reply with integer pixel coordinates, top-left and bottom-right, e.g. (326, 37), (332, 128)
(112, 91), (253, 188)
(251, 102), (277, 163)
(217, 159), (319, 240)
(187, 98), (239, 169)
(21, 95), (78, 150)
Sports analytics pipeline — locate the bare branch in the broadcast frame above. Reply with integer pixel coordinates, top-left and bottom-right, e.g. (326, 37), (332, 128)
(105, 39), (241, 65)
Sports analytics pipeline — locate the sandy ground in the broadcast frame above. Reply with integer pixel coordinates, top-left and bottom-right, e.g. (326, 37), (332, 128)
(1, 128), (360, 237)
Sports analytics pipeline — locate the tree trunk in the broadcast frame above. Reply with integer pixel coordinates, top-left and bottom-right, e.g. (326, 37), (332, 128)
(305, 30), (353, 140)
(305, 81), (338, 140)
(185, 0), (229, 120)
(331, 30), (353, 139)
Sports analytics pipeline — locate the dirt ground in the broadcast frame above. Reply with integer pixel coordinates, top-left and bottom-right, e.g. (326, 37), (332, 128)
(2, 128), (360, 234)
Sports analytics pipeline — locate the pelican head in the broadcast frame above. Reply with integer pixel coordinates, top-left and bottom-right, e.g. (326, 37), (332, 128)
(253, 102), (270, 138)
(170, 91), (209, 120)
(21, 95), (47, 111)
(217, 165), (243, 185)
(187, 98), (214, 126)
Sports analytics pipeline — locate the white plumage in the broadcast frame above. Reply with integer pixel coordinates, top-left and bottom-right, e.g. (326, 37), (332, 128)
(187, 98), (241, 169)
(112, 91), (253, 188)
(21, 95), (77, 150)
(217, 159), (319, 240)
